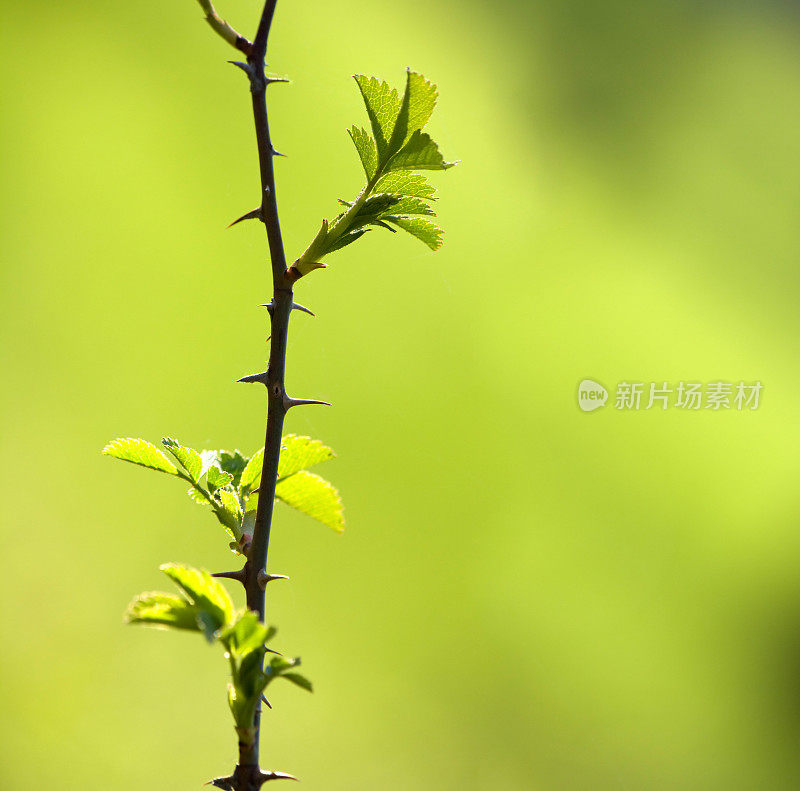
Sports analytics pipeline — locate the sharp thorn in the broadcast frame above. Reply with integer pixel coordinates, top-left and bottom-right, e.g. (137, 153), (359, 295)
(258, 571), (290, 590)
(292, 302), (315, 317)
(212, 569), (247, 583)
(259, 302), (275, 316)
(207, 778), (234, 790)
(265, 77), (291, 85)
(261, 694), (273, 709)
(228, 207), (263, 228)
(238, 371), (269, 385)
(228, 60), (253, 77)
(271, 148), (286, 158)
(259, 771), (299, 783)
(283, 396), (331, 410)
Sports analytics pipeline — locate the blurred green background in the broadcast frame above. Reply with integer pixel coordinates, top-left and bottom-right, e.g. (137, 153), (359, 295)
(3, 0), (800, 788)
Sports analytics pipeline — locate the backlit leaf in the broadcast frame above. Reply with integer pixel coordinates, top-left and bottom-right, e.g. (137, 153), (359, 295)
(102, 438), (178, 475)
(275, 471), (344, 532)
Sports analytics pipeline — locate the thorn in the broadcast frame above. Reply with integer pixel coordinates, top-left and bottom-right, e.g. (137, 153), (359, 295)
(292, 302), (315, 317)
(259, 302), (275, 316)
(258, 571), (290, 590)
(261, 694), (272, 709)
(283, 395), (331, 411)
(207, 778), (234, 790)
(259, 771), (298, 783)
(265, 77), (291, 85)
(271, 148), (286, 158)
(228, 60), (253, 77)
(238, 371), (269, 385)
(228, 207), (263, 228)
(213, 568), (247, 583)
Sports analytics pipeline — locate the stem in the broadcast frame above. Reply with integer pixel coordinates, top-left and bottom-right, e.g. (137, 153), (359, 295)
(237, 0), (295, 782)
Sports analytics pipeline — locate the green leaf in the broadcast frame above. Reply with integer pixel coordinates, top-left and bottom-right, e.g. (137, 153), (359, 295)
(221, 610), (276, 657)
(348, 125), (377, 179)
(187, 486), (211, 505)
(282, 672), (313, 693)
(385, 215), (444, 250)
(207, 464), (234, 492)
(389, 130), (456, 172)
(102, 438), (178, 475)
(378, 196), (435, 217)
(275, 471), (345, 532)
(162, 437), (203, 482)
(160, 563), (233, 638)
(354, 75), (402, 162)
(325, 228), (368, 254)
(125, 592), (201, 632)
(240, 448), (264, 492)
(375, 171), (437, 199)
(388, 70), (439, 153)
(278, 435), (336, 480)
(218, 489), (243, 536)
(200, 449), (218, 478)
(218, 450), (248, 487)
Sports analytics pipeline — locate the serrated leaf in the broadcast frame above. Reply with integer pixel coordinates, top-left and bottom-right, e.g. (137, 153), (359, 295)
(125, 592), (201, 632)
(218, 450), (248, 487)
(221, 610), (276, 657)
(218, 489), (243, 534)
(187, 486), (211, 505)
(388, 130), (456, 172)
(275, 470), (344, 532)
(160, 563), (233, 638)
(282, 672), (313, 693)
(200, 449), (218, 478)
(385, 215), (444, 250)
(354, 75), (401, 161)
(162, 437), (203, 482)
(389, 70), (438, 153)
(325, 228), (368, 254)
(207, 465), (234, 492)
(240, 448), (264, 492)
(375, 172), (437, 199)
(348, 125), (377, 179)
(380, 196), (435, 217)
(102, 438), (178, 475)
(278, 435), (336, 479)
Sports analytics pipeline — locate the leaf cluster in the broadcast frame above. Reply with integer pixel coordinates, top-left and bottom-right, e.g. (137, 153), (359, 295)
(292, 70), (456, 277)
(126, 563), (311, 746)
(103, 434), (344, 554)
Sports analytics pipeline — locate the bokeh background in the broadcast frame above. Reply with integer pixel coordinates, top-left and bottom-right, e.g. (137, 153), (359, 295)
(3, 0), (800, 788)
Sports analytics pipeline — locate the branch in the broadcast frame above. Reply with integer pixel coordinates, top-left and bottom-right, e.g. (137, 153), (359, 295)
(196, 0), (253, 55)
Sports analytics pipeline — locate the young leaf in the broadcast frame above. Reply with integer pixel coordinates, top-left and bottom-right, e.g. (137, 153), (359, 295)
(160, 563), (234, 635)
(217, 450), (248, 487)
(221, 610), (276, 657)
(278, 435), (336, 479)
(275, 470), (345, 532)
(385, 215), (444, 250)
(388, 70), (438, 153)
(348, 126), (377, 179)
(162, 437), (203, 482)
(375, 171), (437, 199)
(388, 130), (456, 172)
(102, 438), (178, 476)
(282, 672), (313, 693)
(125, 592), (202, 632)
(240, 448), (264, 491)
(353, 75), (401, 161)
(218, 489), (243, 533)
(207, 464), (234, 492)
